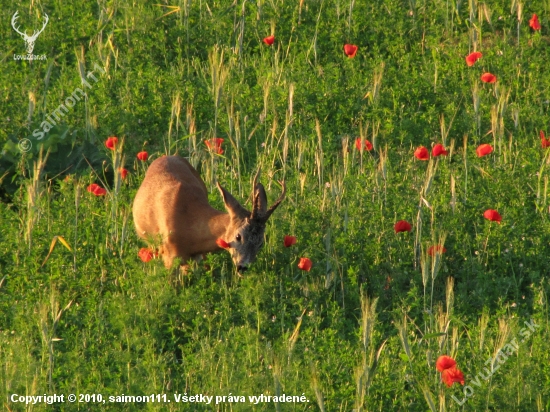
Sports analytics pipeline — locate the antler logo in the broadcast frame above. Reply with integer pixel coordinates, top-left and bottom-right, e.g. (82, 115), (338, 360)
(11, 11), (49, 55)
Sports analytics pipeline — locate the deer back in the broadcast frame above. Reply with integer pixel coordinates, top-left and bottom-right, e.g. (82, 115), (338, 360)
(133, 156), (216, 244)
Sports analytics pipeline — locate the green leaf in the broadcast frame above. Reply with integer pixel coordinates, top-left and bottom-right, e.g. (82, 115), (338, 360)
(423, 332), (446, 339)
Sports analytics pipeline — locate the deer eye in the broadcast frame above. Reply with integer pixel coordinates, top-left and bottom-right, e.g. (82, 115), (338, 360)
(236, 234), (242, 242)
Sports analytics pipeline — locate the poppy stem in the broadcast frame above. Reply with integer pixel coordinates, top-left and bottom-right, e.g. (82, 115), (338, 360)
(483, 224), (492, 265)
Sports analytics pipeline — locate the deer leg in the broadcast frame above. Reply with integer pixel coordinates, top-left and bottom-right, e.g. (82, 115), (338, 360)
(178, 255), (202, 272)
(161, 240), (181, 269)
(162, 254), (175, 269)
(162, 235), (196, 270)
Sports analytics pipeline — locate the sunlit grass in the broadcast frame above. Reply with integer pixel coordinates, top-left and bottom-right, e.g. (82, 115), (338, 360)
(1, 0), (550, 410)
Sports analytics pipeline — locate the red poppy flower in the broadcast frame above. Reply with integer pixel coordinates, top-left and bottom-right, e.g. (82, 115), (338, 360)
(428, 245), (447, 256)
(414, 146), (430, 160)
(105, 136), (118, 150)
(465, 51), (483, 67)
(93, 186), (107, 196)
(138, 248), (153, 263)
(263, 35), (275, 46)
(86, 183), (107, 196)
(441, 367), (465, 388)
(284, 235), (297, 247)
(394, 220), (412, 233)
(540, 131), (550, 148)
(344, 44), (358, 58)
(216, 238), (230, 249)
(298, 257), (312, 271)
(436, 355), (457, 372)
(476, 143), (493, 157)
(87, 183), (99, 193)
(205, 138), (224, 155)
(432, 143), (448, 157)
(481, 73), (497, 83)
(120, 168), (128, 180)
(529, 14), (541, 31)
(137, 151), (148, 161)
(484, 209), (502, 224)
(355, 138), (373, 152)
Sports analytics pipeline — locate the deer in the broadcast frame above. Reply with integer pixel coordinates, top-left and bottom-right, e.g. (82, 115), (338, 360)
(132, 155), (286, 273)
(11, 11), (49, 55)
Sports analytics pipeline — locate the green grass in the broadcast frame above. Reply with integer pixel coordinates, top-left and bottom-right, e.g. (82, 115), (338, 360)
(1, 0), (550, 410)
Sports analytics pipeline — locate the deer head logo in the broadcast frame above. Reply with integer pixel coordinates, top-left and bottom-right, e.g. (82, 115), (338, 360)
(11, 11), (49, 55)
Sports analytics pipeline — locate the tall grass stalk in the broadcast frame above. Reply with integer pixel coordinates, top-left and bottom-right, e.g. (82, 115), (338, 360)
(282, 83), (294, 176)
(472, 81), (480, 134)
(354, 295), (386, 412)
(341, 136), (350, 176)
(73, 182), (80, 273)
(468, 0), (479, 50)
(463, 134), (469, 201)
(186, 103), (199, 169)
(207, 46), (229, 140)
(367, 62), (385, 106)
(421, 383), (438, 412)
(315, 118), (324, 189)
(485, 319), (511, 409)
(76, 47), (92, 140)
(310, 362), (326, 412)
(414, 159), (436, 267)
(25, 147), (50, 251)
(39, 290), (73, 391)
(420, 233), (446, 314)
(226, 98), (243, 196)
(167, 91), (182, 154)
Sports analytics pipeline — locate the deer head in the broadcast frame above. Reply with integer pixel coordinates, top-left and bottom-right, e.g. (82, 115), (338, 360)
(11, 11), (49, 55)
(217, 170), (286, 273)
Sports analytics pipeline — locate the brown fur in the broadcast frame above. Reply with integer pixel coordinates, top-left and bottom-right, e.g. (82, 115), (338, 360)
(132, 155), (285, 271)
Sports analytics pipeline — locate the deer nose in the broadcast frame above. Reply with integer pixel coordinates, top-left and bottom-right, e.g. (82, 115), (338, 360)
(237, 265), (248, 273)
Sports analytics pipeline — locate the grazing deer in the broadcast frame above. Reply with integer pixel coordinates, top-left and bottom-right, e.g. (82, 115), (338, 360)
(132, 156), (285, 273)
(11, 11), (49, 55)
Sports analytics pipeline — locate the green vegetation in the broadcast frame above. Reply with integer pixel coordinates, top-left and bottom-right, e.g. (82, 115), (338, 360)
(1, 0), (549, 410)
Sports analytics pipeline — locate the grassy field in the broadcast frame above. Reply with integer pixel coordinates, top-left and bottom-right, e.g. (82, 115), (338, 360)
(2, 0), (550, 410)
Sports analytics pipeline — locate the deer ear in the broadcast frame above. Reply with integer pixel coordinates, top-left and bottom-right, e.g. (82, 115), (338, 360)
(251, 183), (268, 220)
(217, 183), (249, 220)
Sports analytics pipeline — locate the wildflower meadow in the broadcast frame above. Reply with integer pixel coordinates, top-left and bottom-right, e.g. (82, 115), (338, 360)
(1, 1), (550, 410)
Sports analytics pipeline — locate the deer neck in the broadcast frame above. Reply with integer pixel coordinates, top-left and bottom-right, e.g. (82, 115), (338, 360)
(204, 211), (231, 252)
